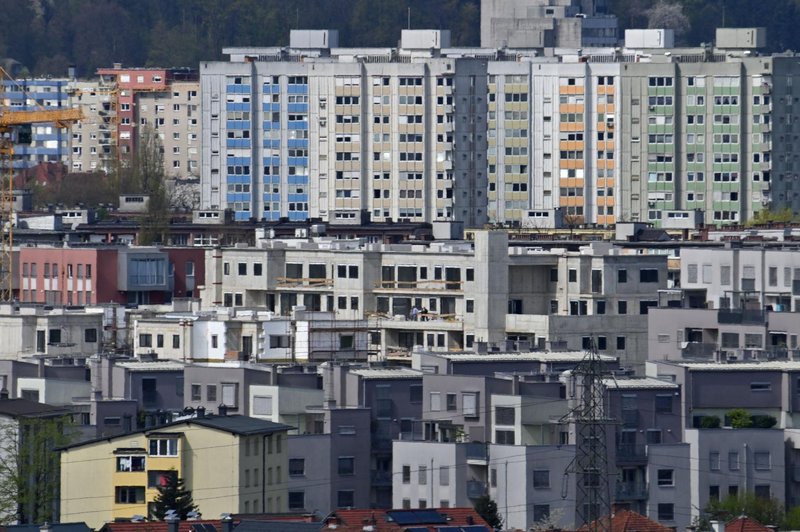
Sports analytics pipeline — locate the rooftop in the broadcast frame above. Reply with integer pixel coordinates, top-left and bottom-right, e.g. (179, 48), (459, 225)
(432, 351), (617, 363)
(116, 361), (187, 372)
(0, 398), (71, 418)
(603, 377), (679, 390)
(677, 361), (800, 371)
(349, 368), (423, 380)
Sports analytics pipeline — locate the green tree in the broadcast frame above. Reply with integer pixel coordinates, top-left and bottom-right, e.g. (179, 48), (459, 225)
(700, 415), (721, 428)
(473, 495), (502, 530)
(152, 470), (198, 520)
(705, 492), (784, 527)
(727, 408), (753, 429)
(119, 125), (170, 245)
(0, 414), (76, 524)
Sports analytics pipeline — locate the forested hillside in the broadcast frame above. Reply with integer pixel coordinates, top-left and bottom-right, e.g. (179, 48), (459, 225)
(2, 0), (800, 77)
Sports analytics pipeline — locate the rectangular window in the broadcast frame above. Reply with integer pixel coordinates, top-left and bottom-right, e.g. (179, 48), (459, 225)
(84, 328), (98, 343)
(191, 384), (201, 401)
(253, 395), (273, 416)
(338, 457), (355, 476)
(430, 392), (441, 411)
(206, 385), (217, 402)
(495, 406), (516, 425)
(709, 451), (720, 471)
(289, 458), (305, 476)
(289, 491), (305, 510)
(639, 269), (659, 283)
(221, 383), (238, 407)
(463, 392), (478, 418)
(402, 465), (411, 483)
(655, 395), (672, 413)
(116, 455), (146, 472)
(754, 451), (771, 470)
(148, 438), (178, 456)
(446, 393), (457, 411)
(658, 503), (674, 522)
(657, 469), (674, 487)
(728, 452), (740, 471)
(115, 486), (145, 504)
(532, 469), (550, 489)
(440, 466), (450, 486)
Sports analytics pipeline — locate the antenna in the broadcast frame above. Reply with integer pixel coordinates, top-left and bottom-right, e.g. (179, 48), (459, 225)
(560, 338), (613, 531)
(408, 7), (411, 30)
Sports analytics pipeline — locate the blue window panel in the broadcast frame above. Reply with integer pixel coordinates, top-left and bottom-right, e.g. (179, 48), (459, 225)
(287, 85), (308, 94)
(288, 195), (308, 202)
(262, 140), (280, 149)
(225, 121), (251, 129)
(262, 121), (281, 130)
(287, 103), (308, 113)
(287, 139), (309, 148)
(288, 211), (308, 221)
(262, 85), (280, 94)
(234, 211), (251, 221)
(263, 211), (280, 221)
(287, 122), (308, 130)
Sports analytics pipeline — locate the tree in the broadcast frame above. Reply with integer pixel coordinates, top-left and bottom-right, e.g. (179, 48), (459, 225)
(645, 1), (691, 40)
(119, 125), (170, 245)
(0, 414), (75, 524)
(699, 415), (721, 428)
(473, 495), (502, 530)
(727, 408), (753, 429)
(152, 470), (198, 520)
(705, 492), (784, 527)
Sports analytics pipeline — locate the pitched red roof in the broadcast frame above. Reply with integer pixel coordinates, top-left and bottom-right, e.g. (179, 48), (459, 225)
(577, 510), (671, 532)
(324, 508), (490, 532)
(100, 520), (225, 532)
(725, 516), (772, 532)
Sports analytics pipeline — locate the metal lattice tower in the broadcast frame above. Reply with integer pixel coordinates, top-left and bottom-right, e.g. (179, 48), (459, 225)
(562, 339), (613, 532)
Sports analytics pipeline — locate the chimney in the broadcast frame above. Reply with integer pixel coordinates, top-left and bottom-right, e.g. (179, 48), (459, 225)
(222, 515), (234, 532)
(196, 406), (206, 418)
(37, 358), (45, 378)
(0, 376), (9, 400)
(711, 521), (725, 532)
(218, 404), (228, 416)
(166, 516), (180, 532)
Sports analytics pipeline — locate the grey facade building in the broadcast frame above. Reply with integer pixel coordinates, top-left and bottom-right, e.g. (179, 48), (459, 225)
(480, 0), (617, 49)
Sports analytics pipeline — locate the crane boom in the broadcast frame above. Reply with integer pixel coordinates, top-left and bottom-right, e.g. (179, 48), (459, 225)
(0, 107), (83, 128)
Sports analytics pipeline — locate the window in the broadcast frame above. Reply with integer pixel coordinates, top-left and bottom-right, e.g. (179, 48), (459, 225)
(618, 269), (627, 283)
(533, 505), (550, 523)
(657, 503), (674, 522)
(116, 455), (146, 472)
(618, 301), (628, 314)
(289, 491), (305, 510)
(410, 385), (422, 403)
(402, 465), (411, 483)
(617, 336), (626, 350)
(148, 470), (176, 488)
(139, 333), (152, 348)
(253, 395), (273, 416)
(495, 406), (515, 425)
(254, 263), (263, 276)
(533, 470), (550, 489)
(430, 392), (441, 411)
(569, 269), (577, 282)
(84, 328), (97, 343)
(336, 490), (355, 508)
(419, 465), (428, 485)
(149, 438), (178, 456)
(709, 451), (720, 471)
(657, 469), (674, 487)
(115, 486), (145, 504)
(191, 384), (201, 401)
(463, 393), (478, 418)
(221, 383), (238, 407)
(754, 451), (771, 470)
(655, 395), (672, 413)
(206, 385), (217, 402)
(289, 458), (305, 476)
(338, 457), (355, 476)
(446, 393), (457, 411)
(640, 269), (659, 283)
(755, 485), (771, 499)
(439, 466), (450, 486)
(211, 335), (218, 349)
(751, 382), (772, 392)
(729, 452), (740, 471)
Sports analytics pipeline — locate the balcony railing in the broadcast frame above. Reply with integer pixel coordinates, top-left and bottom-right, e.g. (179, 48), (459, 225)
(718, 309), (766, 324)
(681, 342), (717, 359)
(616, 444), (647, 463)
(465, 442), (488, 461)
(615, 482), (649, 500)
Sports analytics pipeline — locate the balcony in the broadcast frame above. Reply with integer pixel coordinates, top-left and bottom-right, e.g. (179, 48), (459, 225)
(616, 444), (647, 464)
(615, 482), (649, 500)
(371, 470), (393, 486)
(466, 480), (487, 499)
(465, 442), (488, 464)
(681, 342), (717, 359)
(718, 309), (766, 324)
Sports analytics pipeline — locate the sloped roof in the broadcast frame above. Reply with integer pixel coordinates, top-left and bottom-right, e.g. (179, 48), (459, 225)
(233, 522), (322, 532)
(325, 508), (490, 532)
(577, 510), (671, 532)
(4, 523), (92, 532)
(59, 414), (293, 451)
(725, 516), (772, 532)
(0, 398), (71, 418)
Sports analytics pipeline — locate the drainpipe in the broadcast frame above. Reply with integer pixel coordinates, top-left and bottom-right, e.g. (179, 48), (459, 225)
(262, 434), (267, 511)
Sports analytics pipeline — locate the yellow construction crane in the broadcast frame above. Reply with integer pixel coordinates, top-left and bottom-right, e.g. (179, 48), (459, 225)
(0, 73), (83, 302)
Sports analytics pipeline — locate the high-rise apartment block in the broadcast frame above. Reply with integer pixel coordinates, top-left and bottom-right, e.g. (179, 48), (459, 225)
(201, 30), (487, 223)
(201, 28), (800, 228)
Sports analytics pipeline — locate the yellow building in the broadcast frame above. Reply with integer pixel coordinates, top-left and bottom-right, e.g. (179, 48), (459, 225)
(60, 414), (291, 529)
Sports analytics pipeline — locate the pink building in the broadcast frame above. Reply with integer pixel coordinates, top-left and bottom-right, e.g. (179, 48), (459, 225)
(19, 246), (204, 305)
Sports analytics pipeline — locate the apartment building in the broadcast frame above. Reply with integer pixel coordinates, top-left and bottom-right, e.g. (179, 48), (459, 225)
(67, 80), (116, 173)
(18, 245), (204, 305)
(0, 304), (103, 360)
(134, 308), (369, 363)
(136, 80), (201, 178)
(0, 78), (72, 170)
(202, 231), (666, 371)
(60, 414), (291, 528)
(200, 27), (800, 228)
(200, 29), (488, 224)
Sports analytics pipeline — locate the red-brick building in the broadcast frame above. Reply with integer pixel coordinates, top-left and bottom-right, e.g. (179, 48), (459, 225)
(18, 246), (204, 305)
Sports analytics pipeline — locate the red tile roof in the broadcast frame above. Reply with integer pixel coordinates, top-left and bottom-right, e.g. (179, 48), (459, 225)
(100, 520), (229, 532)
(577, 510), (672, 532)
(725, 516), (772, 532)
(324, 508), (490, 532)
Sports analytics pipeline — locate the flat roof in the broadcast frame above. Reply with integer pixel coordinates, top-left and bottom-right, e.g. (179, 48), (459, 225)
(678, 361), (800, 371)
(431, 351), (617, 363)
(116, 361), (187, 372)
(349, 368), (423, 379)
(603, 377), (679, 390)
